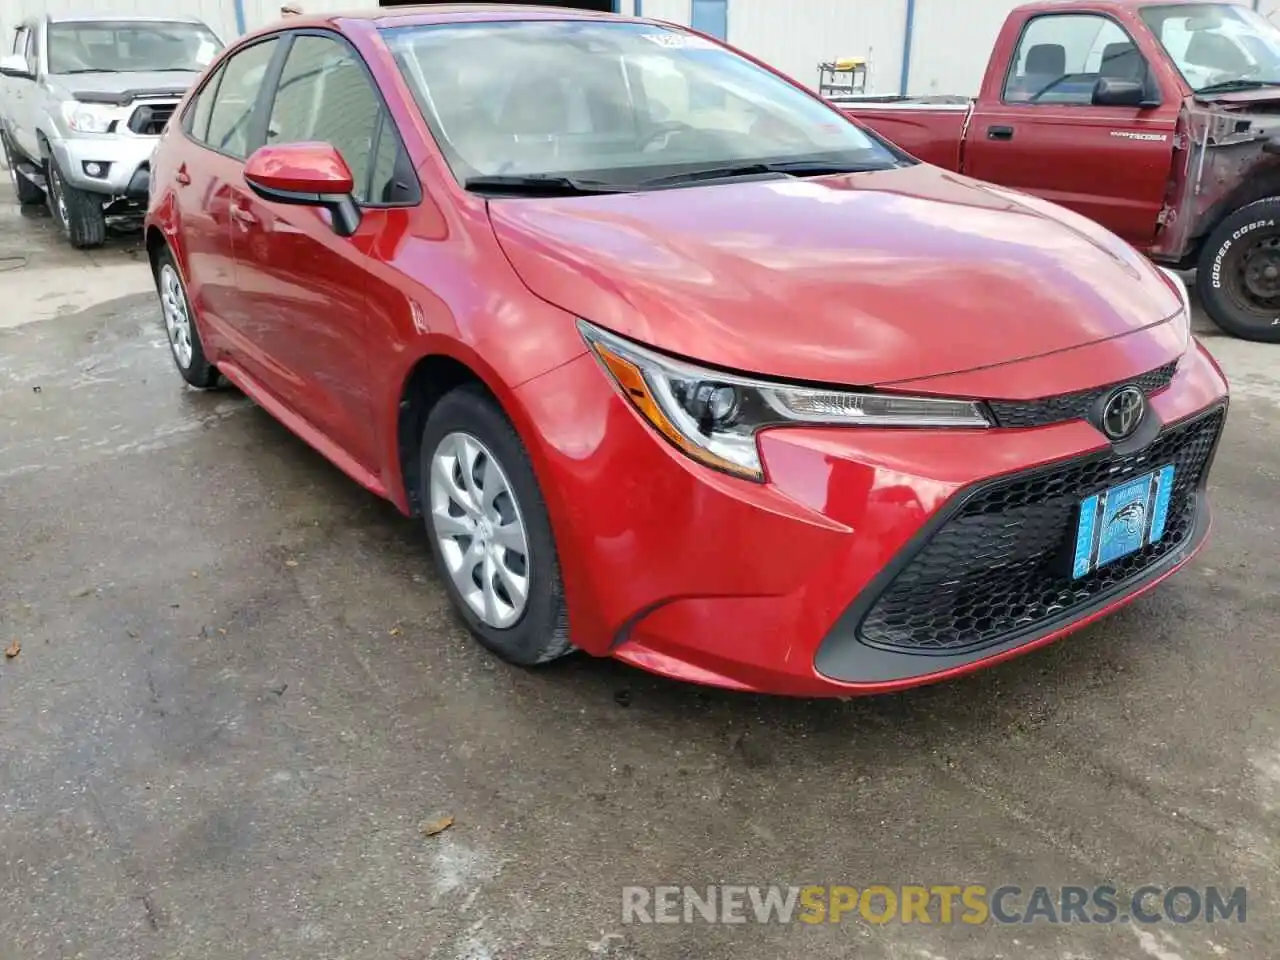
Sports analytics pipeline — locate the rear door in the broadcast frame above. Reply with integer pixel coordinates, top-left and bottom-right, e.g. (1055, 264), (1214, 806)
(964, 11), (1178, 248)
(228, 30), (419, 471)
(169, 35), (281, 355)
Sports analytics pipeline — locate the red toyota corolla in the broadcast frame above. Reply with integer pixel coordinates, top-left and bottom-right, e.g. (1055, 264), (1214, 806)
(145, 6), (1229, 697)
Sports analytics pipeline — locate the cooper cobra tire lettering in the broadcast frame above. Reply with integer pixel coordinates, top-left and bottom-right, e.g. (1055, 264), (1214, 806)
(1211, 219), (1275, 290)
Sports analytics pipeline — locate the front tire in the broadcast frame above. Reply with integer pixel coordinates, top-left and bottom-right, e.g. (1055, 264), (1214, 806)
(46, 154), (106, 249)
(153, 246), (219, 389)
(419, 384), (572, 666)
(1196, 198), (1280, 343)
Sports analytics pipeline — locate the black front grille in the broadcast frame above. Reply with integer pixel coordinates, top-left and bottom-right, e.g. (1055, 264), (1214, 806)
(987, 361), (1178, 428)
(856, 406), (1225, 655)
(127, 102), (177, 136)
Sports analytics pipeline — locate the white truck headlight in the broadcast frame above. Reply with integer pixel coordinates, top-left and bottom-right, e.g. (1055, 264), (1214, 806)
(61, 102), (115, 134)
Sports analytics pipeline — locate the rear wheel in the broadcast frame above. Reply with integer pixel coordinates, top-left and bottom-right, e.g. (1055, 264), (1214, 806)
(419, 384), (572, 666)
(46, 154), (106, 249)
(1196, 198), (1280, 343)
(2, 132), (44, 206)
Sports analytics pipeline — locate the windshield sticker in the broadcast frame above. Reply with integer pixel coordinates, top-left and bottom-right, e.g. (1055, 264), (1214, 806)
(640, 32), (715, 49)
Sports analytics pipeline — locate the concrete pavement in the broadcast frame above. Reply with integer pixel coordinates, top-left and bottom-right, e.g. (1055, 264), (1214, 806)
(1, 191), (1278, 960)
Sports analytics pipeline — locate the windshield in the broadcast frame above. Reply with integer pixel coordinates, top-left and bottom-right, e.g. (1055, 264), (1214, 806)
(47, 21), (223, 74)
(382, 20), (903, 188)
(1141, 3), (1280, 91)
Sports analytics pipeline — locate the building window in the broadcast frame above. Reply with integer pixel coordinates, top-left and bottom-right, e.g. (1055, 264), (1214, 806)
(690, 0), (727, 41)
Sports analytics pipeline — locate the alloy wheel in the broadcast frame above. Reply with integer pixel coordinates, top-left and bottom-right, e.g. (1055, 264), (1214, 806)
(49, 165), (68, 227)
(429, 431), (531, 629)
(159, 263), (194, 369)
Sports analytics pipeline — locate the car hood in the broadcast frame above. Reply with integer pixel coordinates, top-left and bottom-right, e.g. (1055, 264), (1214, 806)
(53, 70), (200, 101)
(1193, 88), (1280, 107)
(488, 164), (1183, 387)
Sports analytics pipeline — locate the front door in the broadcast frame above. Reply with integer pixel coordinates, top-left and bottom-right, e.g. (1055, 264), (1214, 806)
(964, 12), (1179, 249)
(171, 35), (281, 353)
(9, 26), (41, 160)
(228, 31), (411, 472)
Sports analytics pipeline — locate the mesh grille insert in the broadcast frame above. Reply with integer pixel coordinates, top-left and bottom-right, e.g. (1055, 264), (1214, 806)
(856, 406), (1224, 655)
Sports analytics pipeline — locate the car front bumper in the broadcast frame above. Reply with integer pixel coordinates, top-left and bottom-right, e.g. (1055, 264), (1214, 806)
(516, 337), (1230, 697)
(48, 132), (156, 198)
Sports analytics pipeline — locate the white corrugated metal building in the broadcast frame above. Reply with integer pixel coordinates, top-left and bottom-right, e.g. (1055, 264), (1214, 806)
(4, 0), (1280, 97)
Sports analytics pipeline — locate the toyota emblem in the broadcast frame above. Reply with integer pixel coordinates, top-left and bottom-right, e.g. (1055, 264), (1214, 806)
(1101, 385), (1146, 441)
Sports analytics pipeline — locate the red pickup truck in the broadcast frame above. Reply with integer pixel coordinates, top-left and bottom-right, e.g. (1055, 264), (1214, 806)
(842, 0), (1280, 342)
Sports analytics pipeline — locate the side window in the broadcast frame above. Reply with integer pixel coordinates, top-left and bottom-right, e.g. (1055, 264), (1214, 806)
(23, 25), (37, 74)
(368, 115), (401, 204)
(1004, 15), (1145, 105)
(366, 112), (419, 204)
(12, 27), (27, 56)
(184, 63), (225, 142)
(266, 35), (383, 203)
(205, 37), (278, 159)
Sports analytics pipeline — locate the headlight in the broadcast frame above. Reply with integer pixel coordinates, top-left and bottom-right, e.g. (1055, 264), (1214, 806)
(1156, 266), (1193, 349)
(61, 102), (114, 133)
(1157, 265), (1192, 317)
(580, 320), (991, 482)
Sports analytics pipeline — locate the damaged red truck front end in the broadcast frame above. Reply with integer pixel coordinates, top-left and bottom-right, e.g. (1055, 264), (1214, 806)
(839, 0), (1280, 343)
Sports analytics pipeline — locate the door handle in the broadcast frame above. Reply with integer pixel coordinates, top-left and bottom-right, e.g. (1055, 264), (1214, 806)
(175, 165), (191, 185)
(230, 205), (258, 227)
(987, 125), (1015, 141)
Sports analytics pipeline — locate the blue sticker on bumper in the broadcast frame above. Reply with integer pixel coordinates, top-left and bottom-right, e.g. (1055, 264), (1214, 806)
(1072, 466), (1176, 579)
(1149, 464), (1176, 543)
(1073, 493), (1100, 579)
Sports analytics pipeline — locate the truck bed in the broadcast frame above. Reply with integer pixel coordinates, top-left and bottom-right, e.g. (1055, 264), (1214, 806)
(832, 96), (973, 172)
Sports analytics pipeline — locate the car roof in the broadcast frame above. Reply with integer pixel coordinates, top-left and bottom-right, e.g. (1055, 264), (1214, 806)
(288, 4), (642, 29)
(1016, 0), (1242, 11)
(45, 13), (208, 24)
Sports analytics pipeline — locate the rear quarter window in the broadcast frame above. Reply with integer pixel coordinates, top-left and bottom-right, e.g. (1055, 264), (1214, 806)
(183, 62), (226, 143)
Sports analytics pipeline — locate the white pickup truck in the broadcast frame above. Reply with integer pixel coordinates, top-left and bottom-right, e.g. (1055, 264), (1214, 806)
(0, 14), (221, 248)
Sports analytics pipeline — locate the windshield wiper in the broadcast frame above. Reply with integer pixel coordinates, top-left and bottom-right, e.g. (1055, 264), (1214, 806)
(634, 160), (900, 188)
(464, 174), (629, 196)
(56, 68), (122, 74)
(1196, 78), (1280, 94)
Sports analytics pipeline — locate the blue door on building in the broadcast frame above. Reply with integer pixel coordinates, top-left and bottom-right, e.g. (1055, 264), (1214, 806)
(690, 0), (728, 40)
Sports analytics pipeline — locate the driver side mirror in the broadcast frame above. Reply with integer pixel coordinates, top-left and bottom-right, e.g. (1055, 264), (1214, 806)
(1092, 76), (1159, 108)
(243, 142), (362, 237)
(0, 53), (34, 80)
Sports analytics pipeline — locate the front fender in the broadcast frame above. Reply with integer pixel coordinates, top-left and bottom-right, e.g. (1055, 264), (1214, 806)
(35, 108), (63, 157)
(376, 329), (589, 514)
